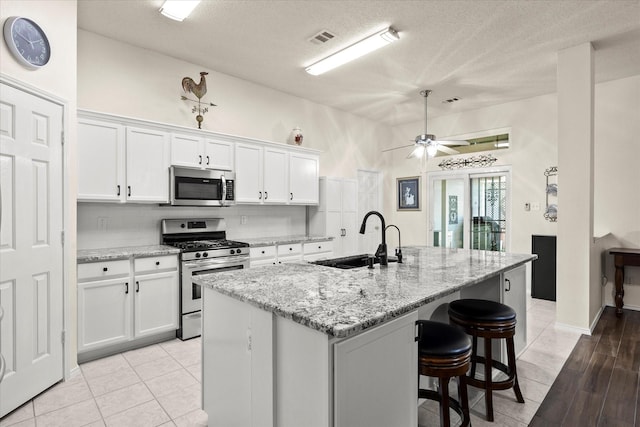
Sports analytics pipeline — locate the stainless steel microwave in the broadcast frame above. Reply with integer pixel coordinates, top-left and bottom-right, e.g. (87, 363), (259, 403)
(170, 166), (235, 206)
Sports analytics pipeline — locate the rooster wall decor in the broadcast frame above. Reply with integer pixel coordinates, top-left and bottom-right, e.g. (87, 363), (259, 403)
(181, 71), (216, 129)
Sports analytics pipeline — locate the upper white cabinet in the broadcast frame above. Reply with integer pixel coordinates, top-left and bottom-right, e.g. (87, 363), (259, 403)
(77, 119), (125, 202)
(235, 142), (319, 205)
(170, 132), (234, 171)
(289, 152), (319, 205)
(235, 143), (290, 204)
(308, 177), (358, 257)
(78, 115), (169, 203)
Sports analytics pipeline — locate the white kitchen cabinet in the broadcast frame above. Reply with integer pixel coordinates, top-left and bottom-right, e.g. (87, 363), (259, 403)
(77, 255), (179, 359)
(502, 264), (527, 356)
(276, 243), (302, 264)
(288, 152), (319, 204)
(77, 118), (125, 201)
(77, 115), (170, 203)
(133, 259), (179, 338)
(302, 240), (334, 261)
(235, 142), (288, 204)
(77, 259), (132, 353)
(171, 133), (234, 170)
(308, 177), (358, 257)
(250, 245), (277, 267)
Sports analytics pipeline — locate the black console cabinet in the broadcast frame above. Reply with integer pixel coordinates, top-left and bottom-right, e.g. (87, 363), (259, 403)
(532, 235), (557, 301)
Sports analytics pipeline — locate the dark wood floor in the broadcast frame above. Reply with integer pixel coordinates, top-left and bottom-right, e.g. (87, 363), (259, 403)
(530, 306), (640, 426)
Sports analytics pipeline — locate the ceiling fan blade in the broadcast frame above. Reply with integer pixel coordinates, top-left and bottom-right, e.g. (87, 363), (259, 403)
(382, 143), (414, 153)
(436, 139), (470, 146)
(437, 145), (460, 155)
(407, 145), (425, 159)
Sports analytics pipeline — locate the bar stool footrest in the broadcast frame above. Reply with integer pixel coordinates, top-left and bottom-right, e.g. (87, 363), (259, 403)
(419, 388), (469, 427)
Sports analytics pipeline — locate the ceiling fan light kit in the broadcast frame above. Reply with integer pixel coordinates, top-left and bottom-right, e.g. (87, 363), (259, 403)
(305, 27), (399, 76)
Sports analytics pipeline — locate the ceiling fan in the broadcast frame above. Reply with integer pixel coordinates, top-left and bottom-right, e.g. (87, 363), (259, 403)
(384, 90), (469, 158)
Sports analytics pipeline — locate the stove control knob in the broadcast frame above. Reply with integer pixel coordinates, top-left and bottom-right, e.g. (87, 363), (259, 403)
(203, 252), (209, 258)
(195, 252), (201, 258)
(236, 248), (242, 254)
(230, 249), (236, 255)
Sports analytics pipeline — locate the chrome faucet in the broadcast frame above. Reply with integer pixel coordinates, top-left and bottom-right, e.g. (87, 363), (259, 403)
(385, 224), (403, 263)
(359, 211), (388, 266)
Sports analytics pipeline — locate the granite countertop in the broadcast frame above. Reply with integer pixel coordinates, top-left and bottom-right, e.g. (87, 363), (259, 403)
(77, 245), (181, 263)
(194, 246), (536, 339)
(242, 235), (334, 247)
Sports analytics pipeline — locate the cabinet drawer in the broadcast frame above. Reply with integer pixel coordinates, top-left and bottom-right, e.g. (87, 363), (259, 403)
(250, 246), (277, 260)
(277, 243), (302, 256)
(303, 241), (333, 255)
(134, 255), (178, 273)
(78, 259), (130, 281)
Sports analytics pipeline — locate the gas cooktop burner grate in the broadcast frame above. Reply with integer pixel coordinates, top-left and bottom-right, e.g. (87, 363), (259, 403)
(169, 239), (249, 251)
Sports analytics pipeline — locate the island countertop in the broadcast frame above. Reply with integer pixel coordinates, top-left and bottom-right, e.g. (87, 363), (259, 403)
(193, 246), (536, 338)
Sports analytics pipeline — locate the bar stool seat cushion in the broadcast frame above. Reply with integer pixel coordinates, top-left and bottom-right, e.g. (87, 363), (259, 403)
(448, 299), (516, 323)
(416, 320), (471, 357)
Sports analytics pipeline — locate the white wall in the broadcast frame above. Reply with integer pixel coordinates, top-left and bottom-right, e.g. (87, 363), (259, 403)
(1, 0), (78, 371)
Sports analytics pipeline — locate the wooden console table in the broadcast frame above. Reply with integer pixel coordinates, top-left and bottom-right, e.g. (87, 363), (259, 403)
(609, 248), (640, 317)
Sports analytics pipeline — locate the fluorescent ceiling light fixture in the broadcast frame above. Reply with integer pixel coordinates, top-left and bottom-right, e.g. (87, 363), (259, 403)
(159, 0), (201, 21)
(305, 27), (399, 76)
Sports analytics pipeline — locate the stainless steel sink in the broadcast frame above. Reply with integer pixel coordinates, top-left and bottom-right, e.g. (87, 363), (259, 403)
(311, 254), (397, 269)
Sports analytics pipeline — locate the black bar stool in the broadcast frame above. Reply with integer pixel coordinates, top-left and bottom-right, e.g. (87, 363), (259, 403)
(416, 319), (472, 427)
(448, 299), (525, 422)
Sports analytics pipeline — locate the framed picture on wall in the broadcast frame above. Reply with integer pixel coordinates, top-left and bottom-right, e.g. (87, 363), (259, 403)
(397, 176), (420, 211)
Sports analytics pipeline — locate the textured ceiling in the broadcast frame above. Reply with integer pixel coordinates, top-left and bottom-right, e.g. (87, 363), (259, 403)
(77, 0), (640, 127)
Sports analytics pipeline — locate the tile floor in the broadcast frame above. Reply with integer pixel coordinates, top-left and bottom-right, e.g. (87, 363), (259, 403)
(1, 296), (580, 427)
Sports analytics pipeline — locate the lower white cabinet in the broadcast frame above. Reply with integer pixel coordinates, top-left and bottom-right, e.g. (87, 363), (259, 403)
(302, 241), (334, 261)
(276, 243), (302, 264)
(502, 264), (527, 356)
(77, 255), (178, 355)
(250, 246), (277, 267)
(249, 240), (334, 267)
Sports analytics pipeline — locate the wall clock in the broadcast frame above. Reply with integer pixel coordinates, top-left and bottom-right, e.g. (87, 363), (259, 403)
(3, 16), (51, 69)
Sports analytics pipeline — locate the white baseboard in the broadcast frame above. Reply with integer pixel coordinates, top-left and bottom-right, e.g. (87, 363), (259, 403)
(604, 302), (640, 312)
(554, 320), (592, 336)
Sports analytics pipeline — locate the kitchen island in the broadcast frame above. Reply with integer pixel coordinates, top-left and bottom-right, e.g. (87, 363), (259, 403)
(194, 246), (536, 427)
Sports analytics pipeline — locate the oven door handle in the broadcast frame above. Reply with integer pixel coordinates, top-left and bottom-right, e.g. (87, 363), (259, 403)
(183, 257), (249, 271)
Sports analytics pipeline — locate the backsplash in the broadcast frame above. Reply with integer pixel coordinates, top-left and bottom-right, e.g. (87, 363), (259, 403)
(77, 203), (307, 249)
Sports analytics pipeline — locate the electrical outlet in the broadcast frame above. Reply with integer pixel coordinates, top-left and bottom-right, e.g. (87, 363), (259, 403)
(531, 202), (540, 211)
(241, 215), (247, 225)
(97, 217), (108, 231)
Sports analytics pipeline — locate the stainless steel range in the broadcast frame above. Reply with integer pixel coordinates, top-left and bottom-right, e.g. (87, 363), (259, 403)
(161, 218), (249, 340)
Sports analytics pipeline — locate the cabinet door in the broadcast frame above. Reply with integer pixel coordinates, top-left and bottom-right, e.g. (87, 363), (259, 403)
(334, 311), (417, 427)
(126, 126), (170, 203)
(204, 138), (234, 170)
(503, 264), (527, 356)
(171, 133), (202, 168)
(77, 119), (125, 202)
(235, 142), (263, 203)
(134, 271), (179, 338)
(288, 152), (319, 204)
(78, 278), (132, 352)
(263, 147), (289, 204)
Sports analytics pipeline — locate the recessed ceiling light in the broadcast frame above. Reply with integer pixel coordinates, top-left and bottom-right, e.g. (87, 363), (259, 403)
(159, 0), (201, 22)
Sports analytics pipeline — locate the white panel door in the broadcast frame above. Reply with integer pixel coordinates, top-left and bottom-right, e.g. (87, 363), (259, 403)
(263, 147), (288, 204)
(0, 82), (64, 417)
(77, 119), (125, 201)
(125, 126), (170, 203)
(235, 142), (263, 203)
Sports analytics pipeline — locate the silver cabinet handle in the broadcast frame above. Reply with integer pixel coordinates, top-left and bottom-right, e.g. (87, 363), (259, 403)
(505, 278), (511, 292)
